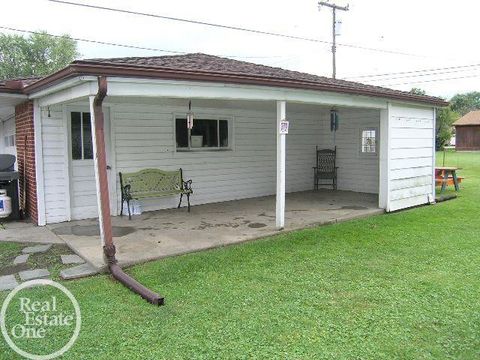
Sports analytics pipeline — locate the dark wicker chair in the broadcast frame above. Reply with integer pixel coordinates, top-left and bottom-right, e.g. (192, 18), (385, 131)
(313, 146), (338, 190)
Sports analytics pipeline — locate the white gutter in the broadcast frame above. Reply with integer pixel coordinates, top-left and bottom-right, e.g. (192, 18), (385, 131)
(28, 76), (97, 99)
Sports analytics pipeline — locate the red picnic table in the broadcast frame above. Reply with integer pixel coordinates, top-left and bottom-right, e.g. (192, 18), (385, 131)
(435, 166), (463, 193)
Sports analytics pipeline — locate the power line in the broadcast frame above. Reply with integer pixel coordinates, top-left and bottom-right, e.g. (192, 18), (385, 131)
(0, 26), (186, 54)
(361, 65), (480, 83)
(0, 25), (283, 59)
(3, 25), (476, 89)
(343, 62), (480, 80)
(380, 73), (480, 87)
(48, 0), (432, 58)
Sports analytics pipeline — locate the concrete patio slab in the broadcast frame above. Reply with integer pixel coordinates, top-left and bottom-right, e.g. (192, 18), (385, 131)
(22, 244), (52, 254)
(0, 275), (18, 291)
(61, 254), (85, 265)
(60, 263), (98, 280)
(51, 190), (383, 270)
(19, 269), (50, 281)
(13, 254), (29, 265)
(0, 222), (64, 244)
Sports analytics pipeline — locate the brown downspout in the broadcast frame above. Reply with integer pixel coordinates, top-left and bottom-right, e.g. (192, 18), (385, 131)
(93, 76), (164, 306)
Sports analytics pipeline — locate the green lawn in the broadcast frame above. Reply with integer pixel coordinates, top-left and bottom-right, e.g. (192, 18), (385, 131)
(1, 152), (479, 359)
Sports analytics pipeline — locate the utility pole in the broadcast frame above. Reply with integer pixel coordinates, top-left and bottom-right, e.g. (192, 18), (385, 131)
(318, 1), (349, 79)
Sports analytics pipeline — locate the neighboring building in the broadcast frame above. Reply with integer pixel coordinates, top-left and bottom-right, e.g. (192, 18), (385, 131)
(0, 53), (447, 226)
(453, 110), (480, 151)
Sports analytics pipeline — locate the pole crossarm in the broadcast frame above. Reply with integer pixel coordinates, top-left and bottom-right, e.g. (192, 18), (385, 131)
(318, 1), (349, 11)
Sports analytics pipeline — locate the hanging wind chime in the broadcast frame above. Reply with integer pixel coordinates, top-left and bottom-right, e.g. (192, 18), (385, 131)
(330, 109), (339, 144)
(186, 100), (194, 130)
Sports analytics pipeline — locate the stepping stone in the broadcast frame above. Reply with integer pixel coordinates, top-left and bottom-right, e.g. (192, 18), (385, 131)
(60, 263), (98, 280)
(61, 254), (85, 265)
(19, 269), (50, 281)
(0, 275), (18, 291)
(22, 244), (52, 254)
(13, 254), (30, 265)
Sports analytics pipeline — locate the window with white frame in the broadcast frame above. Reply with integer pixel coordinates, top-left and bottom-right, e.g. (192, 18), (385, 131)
(360, 128), (377, 154)
(4, 135), (15, 148)
(71, 112), (93, 160)
(176, 117), (230, 150)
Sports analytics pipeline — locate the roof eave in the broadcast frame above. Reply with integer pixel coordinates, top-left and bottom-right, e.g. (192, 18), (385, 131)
(23, 62), (448, 107)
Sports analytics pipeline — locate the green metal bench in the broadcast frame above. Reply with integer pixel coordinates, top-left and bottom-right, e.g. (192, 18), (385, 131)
(119, 168), (193, 220)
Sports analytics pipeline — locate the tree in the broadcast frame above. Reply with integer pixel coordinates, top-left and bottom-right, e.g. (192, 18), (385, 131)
(0, 31), (78, 80)
(449, 92), (480, 116)
(409, 87), (427, 96)
(436, 107), (459, 150)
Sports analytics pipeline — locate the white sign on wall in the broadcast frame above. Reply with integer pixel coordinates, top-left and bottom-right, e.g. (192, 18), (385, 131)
(279, 120), (289, 135)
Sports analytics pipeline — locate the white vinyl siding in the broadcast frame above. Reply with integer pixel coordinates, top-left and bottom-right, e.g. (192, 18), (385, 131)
(388, 104), (435, 211)
(113, 102), (324, 212)
(40, 105), (70, 223)
(321, 108), (380, 194)
(39, 99), (384, 224)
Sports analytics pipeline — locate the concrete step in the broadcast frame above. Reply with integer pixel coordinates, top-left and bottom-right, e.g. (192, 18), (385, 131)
(0, 275), (18, 291)
(13, 254), (30, 265)
(19, 269), (50, 281)
(60, 263), (98, 280)
(22, 244), (52, 254)
(61, 254), (85, 265)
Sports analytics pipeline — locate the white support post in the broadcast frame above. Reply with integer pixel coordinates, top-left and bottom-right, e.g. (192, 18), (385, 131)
(33, 100), (46, 226)
(379, 103), (391, 211)
(276, 100), (287, 229)
(89, 95), (105, 246)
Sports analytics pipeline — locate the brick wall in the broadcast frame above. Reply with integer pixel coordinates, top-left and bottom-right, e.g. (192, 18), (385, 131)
(15, 101), (38, 224)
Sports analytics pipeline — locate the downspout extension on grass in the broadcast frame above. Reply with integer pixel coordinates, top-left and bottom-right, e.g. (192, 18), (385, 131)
(93, 76), (164, 306)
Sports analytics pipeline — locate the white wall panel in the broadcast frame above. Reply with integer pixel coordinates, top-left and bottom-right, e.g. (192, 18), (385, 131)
(388, 104), (435, 211)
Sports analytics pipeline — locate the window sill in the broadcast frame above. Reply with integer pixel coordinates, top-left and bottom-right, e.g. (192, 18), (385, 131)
(359, 152), (378, 157)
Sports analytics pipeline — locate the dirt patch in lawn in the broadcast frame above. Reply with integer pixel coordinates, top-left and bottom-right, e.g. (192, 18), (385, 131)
(0, 263), (30, 276)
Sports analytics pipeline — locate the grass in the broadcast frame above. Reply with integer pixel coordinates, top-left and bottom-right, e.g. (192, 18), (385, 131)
(1, 152), (479, 359)
(0, 243), (75, 279)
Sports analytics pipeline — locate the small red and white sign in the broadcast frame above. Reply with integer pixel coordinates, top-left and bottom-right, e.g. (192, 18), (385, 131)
(279, 120), (289, 134)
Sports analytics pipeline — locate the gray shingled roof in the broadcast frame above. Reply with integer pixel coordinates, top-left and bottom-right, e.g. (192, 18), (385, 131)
(1, 53), (447, 106)
(78, 53), (446, 105)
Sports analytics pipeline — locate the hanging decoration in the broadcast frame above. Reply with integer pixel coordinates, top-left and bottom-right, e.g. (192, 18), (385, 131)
(186, 100), (194, 130)
(330, 109), (339, 132)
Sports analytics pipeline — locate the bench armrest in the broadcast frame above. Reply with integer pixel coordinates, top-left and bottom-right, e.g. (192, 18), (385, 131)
(122, 184), (132, 200)
(183, 179), (193, 193)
